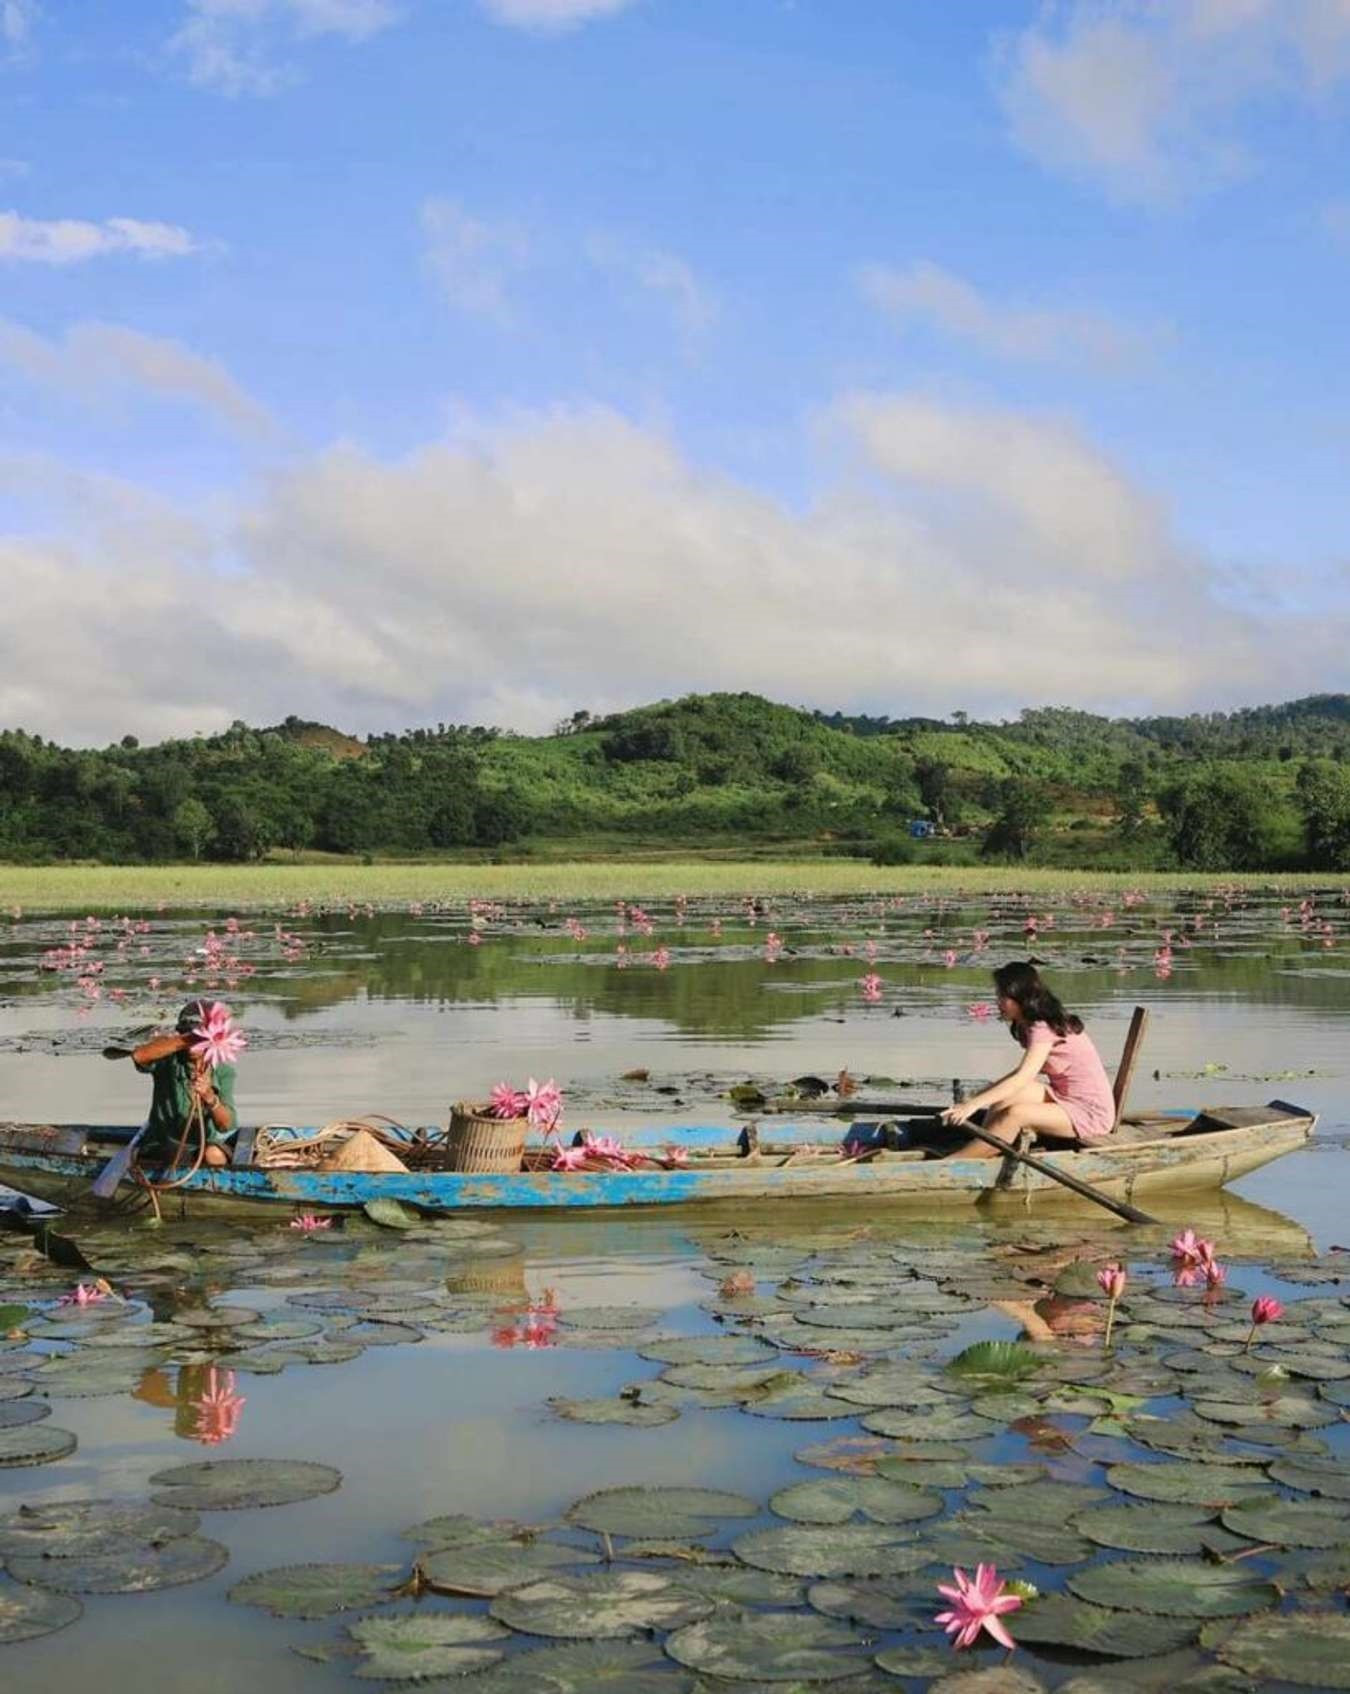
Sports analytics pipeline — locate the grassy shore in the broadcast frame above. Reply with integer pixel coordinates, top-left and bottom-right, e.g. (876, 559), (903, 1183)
(0, 861), (1337, 911)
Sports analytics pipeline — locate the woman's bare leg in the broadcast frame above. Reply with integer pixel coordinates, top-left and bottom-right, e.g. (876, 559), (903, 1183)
(950, 1091), (1077, 1159)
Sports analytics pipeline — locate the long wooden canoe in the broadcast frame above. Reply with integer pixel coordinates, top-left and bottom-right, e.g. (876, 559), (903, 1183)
(0, 1102), (1315, 1218)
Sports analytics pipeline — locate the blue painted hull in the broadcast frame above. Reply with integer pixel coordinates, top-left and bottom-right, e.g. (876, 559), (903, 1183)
(0, 1107), (1316, 1217)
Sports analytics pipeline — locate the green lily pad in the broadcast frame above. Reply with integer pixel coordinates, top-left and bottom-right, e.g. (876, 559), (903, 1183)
(448, 1638), (677, 1692)
(741, 1385), (859, 1421)
(333, 1321), (423, 1346)
(0, 1498), (200, 1559)
(0, 1424), (76, 1467)
(1191, 1394), (1338, 1429)
(870, 1643), (960, 1679)
(946, 1340), (1044, 1384)
(349, 1611), (509, 1678)
(1068, 1559), (1281, 1617)
(549, 1397), (679, 1427)
(1220, 1497), (1350, 1547)
(638, 1334), (778, 1367)
(228, 1562), (402, 1618)
(768, 1477), (943, 1526)
(1217, 1610), (1350, 1687)
(663, 1363), (803, 1392)
(555, 1307), (658, 1330)
(1012, 1591), (1200, 1656)
(233, 1317), (325, 1343)
(807, 1573), (936, 1630)
(860, 1407), (998, 1441)
(664, 1610), (866, 1682)
(1073, 1503), (1236, 1555)
(823, 1368), (957, 1409)
(362, 1198), (421, 1229)
(969, 1481), (1110, 1522)
(7, 1534), (228, 1593)
(732, 1522), (928, 1577)
(921, 1512), (1093, 1568)
(794, 1437), (904, 1475)
(420, 1539), (598, 1597)
(0, 1400), (49, 1430)
(148, 1458), (342, 1510)
(665, 1564), (805, 1606)
(34, 1354), (161, 1398)
(566, 1486), (757, 1540)
(1266, 1457), (1350, 1500)
(401, 1514), (532, 1549)
(1105, 1463), (1274, 1506)
(0, 1580), (82, 1643)
(929, 1668), (1051, 1694)
(0, 1380), (34, 1403)
(490, 1570), (713, 1639)
(1055, 1648), (1254, 1694)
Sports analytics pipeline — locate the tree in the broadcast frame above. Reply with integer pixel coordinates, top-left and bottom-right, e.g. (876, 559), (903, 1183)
(915, 758), (956, 828)
(1296, 760), (1350, 869)
(1159, 765), (1286, 870)
(981, 777), (1046, 861)
(210, 797), (270, 862)
(1115, 759), (1150, 837)
(173, 798), (213, 860)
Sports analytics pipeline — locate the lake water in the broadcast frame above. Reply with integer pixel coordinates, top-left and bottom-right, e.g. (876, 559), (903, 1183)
(0, 887), (1346, 1693)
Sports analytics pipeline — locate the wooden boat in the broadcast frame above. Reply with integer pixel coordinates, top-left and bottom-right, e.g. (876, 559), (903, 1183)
(0, 1102), (1316, 1219)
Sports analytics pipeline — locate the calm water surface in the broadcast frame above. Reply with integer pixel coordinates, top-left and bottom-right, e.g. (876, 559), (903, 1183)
(0, 888), (1346, 1692)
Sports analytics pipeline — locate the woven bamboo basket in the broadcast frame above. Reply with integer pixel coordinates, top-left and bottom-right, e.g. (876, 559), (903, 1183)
(445, 1103), (527, 1173)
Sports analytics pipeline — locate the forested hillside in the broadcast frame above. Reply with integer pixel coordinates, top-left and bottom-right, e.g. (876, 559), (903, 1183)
(3, 693), (1350, 871)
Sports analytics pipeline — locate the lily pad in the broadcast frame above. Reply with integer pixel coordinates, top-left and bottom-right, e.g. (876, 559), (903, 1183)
(1011, 1591), (1200, 1657)
(732, 1522), (928, 1577)
(1105, 1463), (1274, 1506)
(349, 1611), (509, 1678)
(741, 1385), (859, 1421)
(8, 1534), (228, 1592)
(859, 1406), (999, 1441)
(228, 1562), (402, 1618)
(0, 1400), (49, 1430)
(929, 1669), (1051, 1694)
(0, 1580), (82, 1643)
(1266, 1457), (1350, 1500)
(823, 1367), (957, 1409)
(664, 1610), (866, 1682)
(1068, 1559), (1281, 1617)
(1217, 1610), (1350, 1688)
(402, 1514), (532, 1550)
(490, 1570), (713, 1638)
(549, 1397), (679, 1427)
(1191, 1395), (1337, 1429)
(870, 1643), (958, 1679)
(362, 1198), (420, 1230)
(921, 1512), (1093, 1568)
(555, 1307), (658, 1331)
(1073, 1503), (1236, 1555)
(566, 1487), (757, 1540)
(450, 1638), (677, 1692)
(664, 1564), (804, 1606)
(175, 1305), (261, 1329)
(969, 1481), (1110, 1522)
(946, 1340), (1044, 1384)
(420, 1540), (598, 1597)
(794, 1437), (903, 1475)
(0, 1424), (76, 1467)
(0, 1498), (199, 1559)
(807, 1573), (937, 1630)
(768, 1477), (942, 1526)
(148, 1458), (341, 1510)
(637, 1334), (778, 1367)
(1220, 1497), (1350, 1547)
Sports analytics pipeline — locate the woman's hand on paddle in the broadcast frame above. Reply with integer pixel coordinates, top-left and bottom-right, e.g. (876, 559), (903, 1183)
(941, 1101), (975, 1127)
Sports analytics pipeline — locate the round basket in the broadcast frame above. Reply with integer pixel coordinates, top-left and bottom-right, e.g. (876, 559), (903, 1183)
(445, 1103), (527, 1173)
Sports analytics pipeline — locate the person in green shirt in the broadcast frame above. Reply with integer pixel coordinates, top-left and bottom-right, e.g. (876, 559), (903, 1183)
(132, 1000), (238, 1167)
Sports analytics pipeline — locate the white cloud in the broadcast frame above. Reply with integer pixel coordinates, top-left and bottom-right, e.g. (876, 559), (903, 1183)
(421, 198), (530, 323)
(478, 0), (640, 31)
(585, 234), (718, 342)
(0, 319), (272, 439)
(1, 0), (38, 52)
(859, 260), (1159, 370)
(3, 398), (1344, 746)
(997, 1), (1350, 203)
(169, 0), (400, 96)
(0, 211), (199, 264)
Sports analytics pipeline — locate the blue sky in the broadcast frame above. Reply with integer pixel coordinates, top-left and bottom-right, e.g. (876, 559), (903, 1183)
(3, 0), (1349, 743)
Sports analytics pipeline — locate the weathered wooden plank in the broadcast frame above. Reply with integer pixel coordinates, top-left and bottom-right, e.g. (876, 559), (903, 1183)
(1112, 1006), (1149, 1127)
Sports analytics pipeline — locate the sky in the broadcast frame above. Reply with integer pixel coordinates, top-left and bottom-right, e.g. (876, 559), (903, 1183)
(2, 0), (1349, 746)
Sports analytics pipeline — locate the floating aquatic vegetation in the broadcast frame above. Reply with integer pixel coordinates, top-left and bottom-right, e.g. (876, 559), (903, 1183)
(1067, 1559), (1281, 1618)
(0, 1424), (76, 1467)
(148, 1457), (341, 1510)
(1215, 1612), (1350, 1689)
(7, 1534), (229, 1593)
(0, 1581), (82, 1643)
(419, 1539), (598, 1598)
(663, 1610), (867, 1682)
(565, 1486), (757, 1541)
(549, 1396), (679, 1426)
(0, 1498), (200, 1559)
(489, 1570), (713, 1639)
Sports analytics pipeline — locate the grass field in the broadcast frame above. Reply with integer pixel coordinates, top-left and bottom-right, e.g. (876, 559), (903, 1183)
(0, 861), (1336, 911)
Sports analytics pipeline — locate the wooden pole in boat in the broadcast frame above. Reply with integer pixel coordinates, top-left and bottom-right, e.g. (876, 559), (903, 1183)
(965, 1120), (1158, 1225)
(1112, 1006), (1149, 1129)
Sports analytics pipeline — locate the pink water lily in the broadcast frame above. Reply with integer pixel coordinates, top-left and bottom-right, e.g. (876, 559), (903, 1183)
(189, 1367), (246, 1445)
(57, 1279), (113, 1309)
(289, 1213), (332, 1233)
(935, 1563), (1022, 1651)
(525, 1077), (563, 1133)
(490, 1082), (529, 1119)
(189, 1001), (246, 1069)
(551, 1143), (589, 1172)
(1245, 1294), (1284, 1351)
(1171, 1228), (1217, 1286)
(1097, 1263), (1126, 1348)
(662, 1144), (689, 1167)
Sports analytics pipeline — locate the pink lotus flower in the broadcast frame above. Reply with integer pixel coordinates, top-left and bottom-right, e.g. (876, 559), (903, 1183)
(662, 1144), (689, 1167)
(57, 1280), (112, 1308)
(1204, 1259), (1227, 1289)
(190, 1366), (246, 1445)
(1171, 1229), (1217, 1286)
(551, 1143), (589, 1172)
(935, 1563), (1022, 1651)
(966, 1001), (994, 1020)
(525, 1077), (563, 1134)
(289, 1213), (332, 1233)
(467, 931), (482, 946)
(581, 1131), (634, 1167)
(1245, 1294), (1284, 1351)
(189, 1001), (246, 1069)
(490, 1082), (529, 1119)
(859, 972), (883, 1003)
(1096, 1263), (1127, 1300)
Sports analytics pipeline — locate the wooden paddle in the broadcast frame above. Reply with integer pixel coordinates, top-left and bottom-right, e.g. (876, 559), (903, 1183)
(960, 1117), (1157, 1225)
(91, 1122), (148, 1200)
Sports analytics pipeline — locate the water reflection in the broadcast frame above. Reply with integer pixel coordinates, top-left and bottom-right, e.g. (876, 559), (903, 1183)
(133, 1362), (247, 1445)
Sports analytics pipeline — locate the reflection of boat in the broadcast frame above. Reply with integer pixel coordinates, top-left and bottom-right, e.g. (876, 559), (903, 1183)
(0, 1102), (1316, 1218)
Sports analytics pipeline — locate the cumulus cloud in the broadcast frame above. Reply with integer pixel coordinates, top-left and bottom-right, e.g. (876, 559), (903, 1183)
(0, 211), (199, 264)
(996, 0), (1350, 203)
(859, 260), (1160, 370)
(0, 319), (272, 439)
(421, 198), (530, 322)
(3, 398), (1344, 746)
(169, 0), (400, 96)
(478, 0), (640, 31)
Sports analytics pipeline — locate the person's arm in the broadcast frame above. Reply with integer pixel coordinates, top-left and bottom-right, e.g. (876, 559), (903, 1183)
(941, 1035), (1054, 1126)
(189, 1064), (235, 1136)
(131, 1032), (190, 1072)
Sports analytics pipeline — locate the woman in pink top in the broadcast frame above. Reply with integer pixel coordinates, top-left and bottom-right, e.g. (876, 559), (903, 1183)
(941, 961), (1116, 1157)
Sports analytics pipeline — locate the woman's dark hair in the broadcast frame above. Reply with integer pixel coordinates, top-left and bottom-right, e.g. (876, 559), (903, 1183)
(992, 961), (1083, 1044)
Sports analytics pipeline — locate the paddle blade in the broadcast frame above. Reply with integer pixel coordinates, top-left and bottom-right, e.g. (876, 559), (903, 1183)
(91, 1126), (146, 1200)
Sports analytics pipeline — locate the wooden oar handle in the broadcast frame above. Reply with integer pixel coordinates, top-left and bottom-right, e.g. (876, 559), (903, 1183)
(961, 1118), (1157, 1225)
